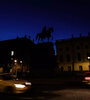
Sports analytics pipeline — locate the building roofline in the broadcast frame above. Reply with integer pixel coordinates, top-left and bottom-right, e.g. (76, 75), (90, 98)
(56, 34), (90, 43)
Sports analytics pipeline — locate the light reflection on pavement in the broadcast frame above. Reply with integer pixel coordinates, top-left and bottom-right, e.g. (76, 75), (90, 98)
(1, 89), (90, 100)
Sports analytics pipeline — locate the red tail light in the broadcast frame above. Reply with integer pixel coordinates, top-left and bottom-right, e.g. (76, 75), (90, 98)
(85, 77), (90, 80)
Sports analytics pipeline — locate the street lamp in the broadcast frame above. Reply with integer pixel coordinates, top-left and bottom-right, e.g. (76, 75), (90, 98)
(88, 57), (90, 71)
(14, 59), (17, 77)
(14, 59), (17, 65)
(20, 60), (23, 75)
(14, 59), (17, 63)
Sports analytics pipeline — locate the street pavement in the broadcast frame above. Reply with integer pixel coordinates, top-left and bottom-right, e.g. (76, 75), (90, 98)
(0, 75), (90, 100)
(46, 89), (90, 100)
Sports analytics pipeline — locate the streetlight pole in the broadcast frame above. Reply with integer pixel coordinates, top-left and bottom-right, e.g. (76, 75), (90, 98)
(88, 57), (90, 71)
(14, 59), (17, 77)
(20, 60), (23, 76)
(10, 51), (14, 73)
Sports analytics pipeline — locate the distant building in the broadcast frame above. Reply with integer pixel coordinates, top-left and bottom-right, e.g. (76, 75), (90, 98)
(0, 37), (35, 74)
(56, 33), (90, 72)
(0, 37), (56, 76)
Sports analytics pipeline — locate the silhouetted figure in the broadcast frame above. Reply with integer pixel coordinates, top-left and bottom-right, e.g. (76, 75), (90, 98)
(36, 26), (54, 42)
(46, 27), (54, 42)
(36, 26), (47, 42)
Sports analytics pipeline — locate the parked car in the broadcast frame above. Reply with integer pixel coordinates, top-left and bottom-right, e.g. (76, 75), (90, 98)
(82, 72), (90, 85)
(0, 73), (32, 94)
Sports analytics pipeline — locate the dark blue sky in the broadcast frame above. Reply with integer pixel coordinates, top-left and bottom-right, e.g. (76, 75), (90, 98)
(0, 0), (90, 43)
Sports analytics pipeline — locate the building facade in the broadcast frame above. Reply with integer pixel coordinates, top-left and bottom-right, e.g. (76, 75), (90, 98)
(56, 34), (90, 72)
(0, 37), (56, 77)
(0, 37), (35, 74)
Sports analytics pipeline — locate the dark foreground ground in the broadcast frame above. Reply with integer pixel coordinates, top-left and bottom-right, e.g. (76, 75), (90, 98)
(0, 72), (89, 100)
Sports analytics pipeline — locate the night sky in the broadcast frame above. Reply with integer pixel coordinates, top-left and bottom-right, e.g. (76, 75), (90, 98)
(0, 0), (90, 43)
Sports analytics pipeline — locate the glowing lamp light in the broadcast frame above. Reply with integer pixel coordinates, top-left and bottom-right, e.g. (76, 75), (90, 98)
(88, 57), (90, 60)
(14, 60), (17, 63)
(85, 77), (90, 81)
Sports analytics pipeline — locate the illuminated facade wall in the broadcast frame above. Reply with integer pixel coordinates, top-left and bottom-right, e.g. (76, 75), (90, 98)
(56, 34), (90, 72)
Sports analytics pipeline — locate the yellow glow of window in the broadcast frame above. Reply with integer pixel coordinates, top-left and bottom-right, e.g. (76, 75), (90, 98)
(11, 51), (14, 56)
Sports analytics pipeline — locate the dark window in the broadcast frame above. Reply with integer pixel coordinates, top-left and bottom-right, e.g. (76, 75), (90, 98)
(66, 54), (70, 62)
(68, 66), (71, 71)
(66, 47), (69, 51)
(60, 55), (63, 62)
(77, 46), (80, 50)
(59, 48), (63, 51)
(89, 65), (90, 71)
(61, 66), (64, 72)
(86, 52), (90, 57)
(79, 66), (83, 71)
(85, 45), (88, 49)
(77, 53), (81, 61)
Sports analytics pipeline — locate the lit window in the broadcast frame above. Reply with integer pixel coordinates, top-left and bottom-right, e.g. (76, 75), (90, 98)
(20, 61), (22, 64)
(11, 51), (14, 56)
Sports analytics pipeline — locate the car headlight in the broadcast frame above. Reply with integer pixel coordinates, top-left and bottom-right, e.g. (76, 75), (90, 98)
(25, 82), (32, 85)
(14, 84), (26, 88)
